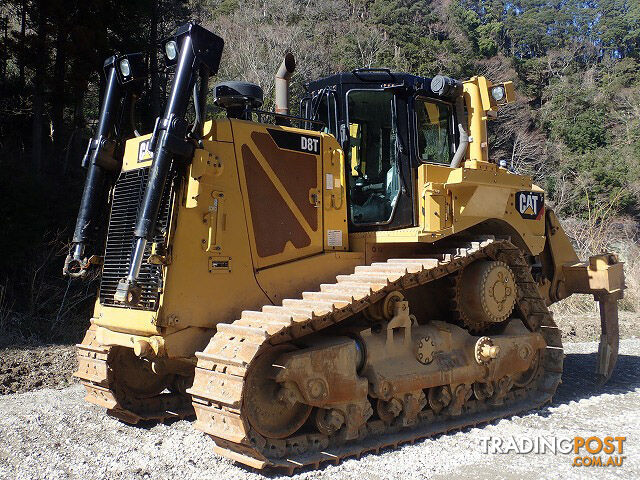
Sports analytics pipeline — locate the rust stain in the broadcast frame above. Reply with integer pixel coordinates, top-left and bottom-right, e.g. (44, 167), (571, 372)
(241, 144), (311, 258)
(251, 131), (318, 231)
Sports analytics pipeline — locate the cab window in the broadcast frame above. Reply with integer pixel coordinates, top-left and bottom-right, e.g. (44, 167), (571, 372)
(302, 90), (337, 135)
(415, 98), (452, 164)
(347, 90), (400, 225)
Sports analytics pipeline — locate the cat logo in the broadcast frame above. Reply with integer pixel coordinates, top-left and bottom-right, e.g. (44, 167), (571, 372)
(137, 139), (153, 162)
(516, 191), (544, 220)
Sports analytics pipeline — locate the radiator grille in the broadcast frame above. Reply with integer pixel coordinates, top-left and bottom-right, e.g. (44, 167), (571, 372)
(99, 167), (173, 311)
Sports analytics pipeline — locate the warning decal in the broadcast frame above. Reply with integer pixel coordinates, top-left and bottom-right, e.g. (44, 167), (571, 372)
(327, 229), (343, 247)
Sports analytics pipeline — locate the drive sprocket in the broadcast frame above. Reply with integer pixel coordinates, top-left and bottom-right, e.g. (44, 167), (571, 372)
(452, 259), (517, 333)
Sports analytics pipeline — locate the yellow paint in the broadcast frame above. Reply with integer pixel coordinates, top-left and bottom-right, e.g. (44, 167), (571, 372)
(349, 123), (361, 175)
(93, 75), (560, 361)
(460, 186), (511, 217)
(232, 119), (323, 269)
(203, 118), (233, 142)
(95, 325), (214, 358)
(425, 102), (440, 124)
(256, 251), (364, 304)
(356, 160), (545, 255)
(463, 78), (489, 163)
(322, 135), (349, 252)
(97, 118), (349, 349)
(159, 133), (270, 329)
(122, 133), (153, 171)
(93, 303), (161, 336)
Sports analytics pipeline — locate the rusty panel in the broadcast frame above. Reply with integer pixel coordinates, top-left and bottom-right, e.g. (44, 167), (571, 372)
(241, 145), (311, 257)
(252, 131), (318, 231)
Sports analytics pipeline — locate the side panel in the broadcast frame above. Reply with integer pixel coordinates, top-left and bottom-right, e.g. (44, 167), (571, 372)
(159, 137), (270, 328)
(321, 134), (349, 252)
(233, 120), (324, 269)
(417, 162), (547, 254)
(353, 162), (546, 255)
(93, 120), (349, 338)
(96, 120), (271, 334)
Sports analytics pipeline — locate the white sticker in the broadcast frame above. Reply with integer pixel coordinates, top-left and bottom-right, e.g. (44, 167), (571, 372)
(327, 229), (342, 247)
(334, 177), (341, 188)
(137, 139), (153, 162)
(325, 173), (334, 190)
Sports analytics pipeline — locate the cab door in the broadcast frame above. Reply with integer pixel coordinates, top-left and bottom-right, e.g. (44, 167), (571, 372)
(344, 88), (414, 231)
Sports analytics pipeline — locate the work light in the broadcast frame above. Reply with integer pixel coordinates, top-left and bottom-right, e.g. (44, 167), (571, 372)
(491, 85), (506, 102)
(165, 40), (178, 62)
(119, 58), (131, 77)
(113, 52), (146, 86)
(161, 23), (224, 71)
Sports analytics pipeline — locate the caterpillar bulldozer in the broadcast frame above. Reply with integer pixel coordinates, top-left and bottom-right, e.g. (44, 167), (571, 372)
(68, 23), (625, 472)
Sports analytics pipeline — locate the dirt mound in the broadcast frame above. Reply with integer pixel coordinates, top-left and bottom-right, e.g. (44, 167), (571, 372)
(0, 345), (76, 395)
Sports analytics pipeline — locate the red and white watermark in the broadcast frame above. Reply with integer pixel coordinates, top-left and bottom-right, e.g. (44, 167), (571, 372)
(478, 435), (626, 467)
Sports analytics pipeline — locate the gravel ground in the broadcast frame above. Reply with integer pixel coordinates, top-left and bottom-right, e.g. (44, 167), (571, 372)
(1, 338), (639, 480)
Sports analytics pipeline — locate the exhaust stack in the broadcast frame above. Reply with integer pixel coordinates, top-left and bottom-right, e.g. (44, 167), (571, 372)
(275, 53), (295, 115)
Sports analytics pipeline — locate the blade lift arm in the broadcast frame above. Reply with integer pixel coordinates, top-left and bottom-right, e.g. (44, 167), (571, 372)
(114, 23), (224, 304)
(64, 53), (146, 278)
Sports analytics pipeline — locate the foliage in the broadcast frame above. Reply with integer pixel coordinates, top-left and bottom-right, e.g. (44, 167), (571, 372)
(0, 0), (639, 342)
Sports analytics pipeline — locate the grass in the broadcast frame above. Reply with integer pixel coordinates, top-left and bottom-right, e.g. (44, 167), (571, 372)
(551, 211), (639, 316)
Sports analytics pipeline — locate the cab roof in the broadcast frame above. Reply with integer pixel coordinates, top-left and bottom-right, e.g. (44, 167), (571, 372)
(305, 69), (441, 99)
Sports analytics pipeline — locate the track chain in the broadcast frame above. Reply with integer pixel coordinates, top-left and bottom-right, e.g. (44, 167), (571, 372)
(187, 237), (564, 472)
(75, 326), (194, 424)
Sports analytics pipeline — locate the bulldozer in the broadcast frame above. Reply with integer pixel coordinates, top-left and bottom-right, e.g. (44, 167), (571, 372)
(68, 22), (625, 471)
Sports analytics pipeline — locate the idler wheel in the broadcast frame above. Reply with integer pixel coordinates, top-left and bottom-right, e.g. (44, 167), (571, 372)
(513, 349), (542, 388)
(110, 347), (172, 399)
(244, 345), (312, 439)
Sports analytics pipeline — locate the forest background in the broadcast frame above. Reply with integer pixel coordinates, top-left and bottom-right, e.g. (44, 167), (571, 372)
(0, 0), (638, 345)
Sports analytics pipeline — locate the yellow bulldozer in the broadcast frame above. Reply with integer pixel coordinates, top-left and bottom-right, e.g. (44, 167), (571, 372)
(66, 23), (625, 471)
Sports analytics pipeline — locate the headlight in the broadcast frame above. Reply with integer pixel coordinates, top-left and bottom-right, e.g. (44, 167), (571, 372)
(165, 40), (178, 61)
(119, 59), (131, 77)
(491, 86), (505, 102)
(108, 52), (147, 86)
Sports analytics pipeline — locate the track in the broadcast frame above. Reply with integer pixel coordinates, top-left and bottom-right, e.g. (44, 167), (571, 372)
(187, 237), (564, 472)
(5, 339), (640, 480)
(75, 327), (194, 424)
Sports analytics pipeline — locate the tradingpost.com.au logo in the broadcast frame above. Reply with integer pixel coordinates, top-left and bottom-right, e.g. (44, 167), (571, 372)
(478, 435), (627, 467)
